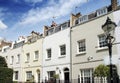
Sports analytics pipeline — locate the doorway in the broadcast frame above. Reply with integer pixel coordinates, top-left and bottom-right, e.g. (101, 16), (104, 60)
(36, 69), (40, 83)
(64, 68), (69, 83)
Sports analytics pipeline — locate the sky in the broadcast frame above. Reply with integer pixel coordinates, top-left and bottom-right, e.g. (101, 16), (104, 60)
(0, 0), (120, 41)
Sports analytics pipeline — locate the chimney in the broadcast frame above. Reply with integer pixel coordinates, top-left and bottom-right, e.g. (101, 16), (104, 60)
(111, 0), (118, 11)
(51, 21), (57, 27)
(43, 26), (48, 36)
(70, 12), (81, 27)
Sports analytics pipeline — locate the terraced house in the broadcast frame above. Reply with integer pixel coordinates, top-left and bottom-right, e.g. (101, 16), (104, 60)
(42, 21), (71, 82)
(0, 36), (26, 82)
(71, 0), (120, 82)
(22, 31), (43, 82)
(0, 31), (43, 83)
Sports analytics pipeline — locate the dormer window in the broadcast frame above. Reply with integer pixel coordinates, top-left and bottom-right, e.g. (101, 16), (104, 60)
(80, 15), (88, 23)
(28, 37), (37, 43)
(55, 26), (61, 32)
(75, 15), (88, 25)
(48, 28), (54, 35)
(61, 23), (68, 30)
(97, 7), (107, 16)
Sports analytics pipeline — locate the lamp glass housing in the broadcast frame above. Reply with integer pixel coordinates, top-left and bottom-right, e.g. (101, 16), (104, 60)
(102, 17), (117, 37)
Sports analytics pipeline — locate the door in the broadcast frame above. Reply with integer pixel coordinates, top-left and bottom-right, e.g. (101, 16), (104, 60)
(64, 68), (69, 83)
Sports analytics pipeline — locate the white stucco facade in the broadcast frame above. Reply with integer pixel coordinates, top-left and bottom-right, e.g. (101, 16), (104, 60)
(21, 34), (43, 83)
(113, 10), (120, 76)
(42, 27), (70, 81)
(71, 10), (119, 81)
(0, 33), (43, 83)
(0, 41), (24, 82)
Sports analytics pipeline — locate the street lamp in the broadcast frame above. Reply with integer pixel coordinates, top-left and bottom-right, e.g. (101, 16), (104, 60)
(102, 17), (117, 83)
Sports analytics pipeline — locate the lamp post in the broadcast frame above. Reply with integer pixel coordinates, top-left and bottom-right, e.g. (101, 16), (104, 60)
(102, 17), (117, 83)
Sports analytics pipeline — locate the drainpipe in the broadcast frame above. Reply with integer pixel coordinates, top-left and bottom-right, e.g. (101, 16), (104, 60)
(70, 27), (72, 83)
(41, 37), (44, 82)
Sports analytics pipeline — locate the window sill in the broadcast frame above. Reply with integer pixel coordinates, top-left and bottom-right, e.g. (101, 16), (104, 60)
(14, 80), (18, 81)
(76, 52), (86, 56)
(33, 59), (38, 62)
(96, 47), (108, 52)
(16, 62), (20, 64)
(25, 61), (29, 63)
(58, 55), (66, 58)
(45, 58), (51, 61)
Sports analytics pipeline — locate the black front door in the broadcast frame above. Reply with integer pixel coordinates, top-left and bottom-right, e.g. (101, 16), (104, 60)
(64, 72), (69, 83)
(38, 73), (40, 83)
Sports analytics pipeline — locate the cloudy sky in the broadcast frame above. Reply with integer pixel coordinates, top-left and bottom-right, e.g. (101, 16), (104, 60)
(0, 0), (119, 41)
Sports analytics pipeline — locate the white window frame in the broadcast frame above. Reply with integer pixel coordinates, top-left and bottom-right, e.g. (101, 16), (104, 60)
(98, 34), (107, 49)
(26, 53), (30, 62)
(77, 39), (86, 54)
(80, 69), (93, 83)
(34, 51), (39, 60)
(97, 7), (107, 17)
(5, 56), (8, 61)
(60, 44), (66, 56)
(48, 28), (54, 35)
(46, 49), (51, 59)
(10, 56), (14, 65)
(16, 54), (20, 64)
(47, 71), (55, 80)
(26, 71), (32, 80)
(61, 23), (68, 30)
(77, 15), (88, 24)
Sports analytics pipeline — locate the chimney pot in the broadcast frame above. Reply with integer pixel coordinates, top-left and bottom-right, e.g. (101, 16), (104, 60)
(111, 0), (118, 11)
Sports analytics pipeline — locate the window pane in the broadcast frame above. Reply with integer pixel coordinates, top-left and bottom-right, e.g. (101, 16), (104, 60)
(35, 51), (39, 60)
(17, 54), (20, 63)
(26, 53), (30, 62)
(61, 23), (68, 30)
(48, 71), (55, 80)
(47, 49), (51, 58)
(80, 69), (93, 83)
(11, 56), (14, 64)
(48, 28), (54, 35)
(60, 45), (66, 55)
(99, 35), (107, 48)
(78, 40), (86, 52)
(26, 71), (32, 80)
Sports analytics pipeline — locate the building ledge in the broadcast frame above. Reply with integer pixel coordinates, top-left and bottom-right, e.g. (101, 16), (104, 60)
(25, 61), (29, 63)
(76, 52), (86, 56)
(33, 59), (38, 62)
(58, 55), (66, 58)
(45, 58), (51, 61)
(96, 47), (108, 52)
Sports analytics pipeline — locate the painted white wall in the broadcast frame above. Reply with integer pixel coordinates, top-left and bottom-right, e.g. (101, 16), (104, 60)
(22, 38), (43, 82)
(43, 65), (70, 80)
(0, 45), (23, 82)
(71, 12), (118, 79)
(42, 28), (70, 80)
(113, 10), (120, 76)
